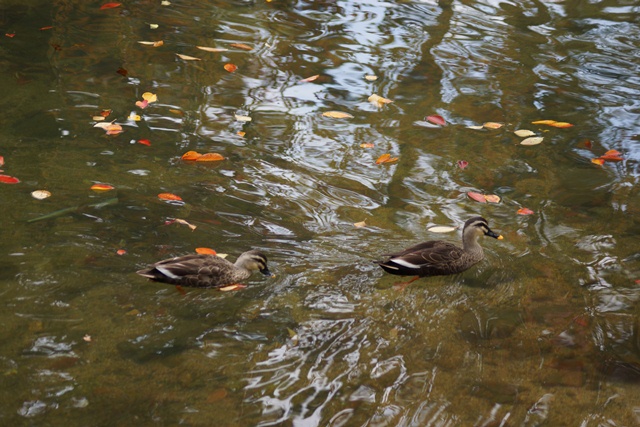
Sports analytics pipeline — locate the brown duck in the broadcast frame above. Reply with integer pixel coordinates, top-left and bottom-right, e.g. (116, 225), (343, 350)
(376, 216), (503, 288)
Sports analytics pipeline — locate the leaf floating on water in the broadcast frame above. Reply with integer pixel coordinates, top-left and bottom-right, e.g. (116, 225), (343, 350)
(116, 249), (127, 255)
(128, 113), (141, 121)
(375, 153), (398, 164)
(176, 53), (201, 61)
(428, 225), (458, 233)
(531, 120), (557, 125)
(181, 151), (202, 160)
(100, 2), (122, 9)
(0, 175), (19, 184)
(517, 207), (534, 215)
(142, 92), (157, 103)
(483, 122), (503, 129)
(174, 218), (196, 230)
(195, 247), (217, 255)
(353, 221), (367, 228)
(137, 139), (151, 146)
(549, 121), (573, 128)
(230, 43), (253, 51)
(599, 149), (623, 162)
(135, 100), (148, 109)
(520, 136), (543, 146)
(83, 334), (92, 342)
(105, 124), (123, 135)
(196, 46), (228, 52)
(138, 40), (164, 47)
(364, 75), (378, 81)
(219, 284), (246, 292)
(300, 74), (319, 83)
(514, 129), (536, 137)
(31, 190), (51, 200)
(234, 114), (252, 122)
(360, 143), (374, 148)
(591, 158), (605, 165)
(457, 160), (468, 169)
(484, 194), (501, 203)
(161, 0), (171, 5)
(467, 191), (487, 203)
(224, 63), (238, 73)
(368, 94), (393, 108)
(91, 184), (114, 191)
(0, 156), (4, 167)
(117, 67), (128, 77)
(149, 24), (159, 29)
(195, 153), (225, 162)
(426, 115), (446, 126)
(158, 193), (183, 201)
(322, 111), (353, 119)
(467, 125), (484, 130)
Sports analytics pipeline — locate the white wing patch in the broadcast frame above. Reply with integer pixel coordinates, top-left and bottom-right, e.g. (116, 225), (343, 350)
(391, 258), (422, 269)
(156, 266), (181, 279)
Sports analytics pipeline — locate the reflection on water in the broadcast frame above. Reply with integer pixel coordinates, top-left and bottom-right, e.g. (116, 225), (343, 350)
(1, 0), (640, 425)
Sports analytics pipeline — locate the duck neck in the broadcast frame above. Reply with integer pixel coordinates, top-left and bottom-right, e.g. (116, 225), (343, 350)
(462, 232), (483, 255)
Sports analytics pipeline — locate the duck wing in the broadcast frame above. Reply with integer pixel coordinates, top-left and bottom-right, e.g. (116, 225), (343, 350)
(137, 254), (232, 288)
(378, 241), (465, 277)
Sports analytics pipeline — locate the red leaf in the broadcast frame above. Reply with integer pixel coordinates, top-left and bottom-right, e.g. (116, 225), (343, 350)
(426, 115), (446, 126)
(40, 26), (54, 31)
(100, 2), (122, 9)
(0, 156), (4, 167)
(0, 175), (19, 184)
(116, 249), (127, 255)
(91, 184), (114, 191)
(467, 191), (486, 203)
(5, 33), (15, 38)
(116, 68), (128, 77)
(457, 160), (468, 169)
(517, 207), (534, 215)
(137, 139), (151, 146)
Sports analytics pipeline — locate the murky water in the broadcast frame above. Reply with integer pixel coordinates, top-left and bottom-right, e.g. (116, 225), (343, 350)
(1, 0), (639, 425)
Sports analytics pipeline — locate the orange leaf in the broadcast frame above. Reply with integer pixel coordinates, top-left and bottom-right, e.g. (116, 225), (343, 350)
(353, 221), (367, 228)
(591, 158), (605, 165)
(181, 151), (202, 160)
(195, 247), (217, 255)
(158, 193), (182, 201)
(100, 2), (122, 9)
(135, 99), (148, 109)
(195, 153), (225, 162)
(426, 115), (446, 126)
(360, 143), (374, 148)
(483, 122), (503, 129)
(40, 26), (53, 31)
(0, 175), (19, 184)
(237, 131), (246, 137)
(517, 207), (534, 215)
(100, 109), (112, 117)
(219, 284), (246, 292)
(105, 124), (123, 135)
(375, 153), (398, 164)
(467, 191), (487, 203)
(137, 139), (151, 146)
(230, 43), (253, 51)
(549, 121), (573, 128)
(583, 139), (592, 149)
(116, 249), (127, 255)
(0, 156), (4, 167)
(300, 74), (319, 83)
(91, 184), (114, 191)
(532, 120), (557, 125)
(224, 63), (237, 73)
(484, 194), (501, 203)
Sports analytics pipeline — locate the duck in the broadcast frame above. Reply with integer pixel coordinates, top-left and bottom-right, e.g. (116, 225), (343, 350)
(376, 216), (503, 289)
(136, 249), (273, 289)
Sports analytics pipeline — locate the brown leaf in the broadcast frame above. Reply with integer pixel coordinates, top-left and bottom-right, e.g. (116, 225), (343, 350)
(322, 111), (353, 119)
(375, 153), (398, 164)
(230, 43), (253, 51)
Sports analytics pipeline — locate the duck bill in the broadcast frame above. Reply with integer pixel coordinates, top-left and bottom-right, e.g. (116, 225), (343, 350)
(486, 230), (503, 240)
(261, 268), (275, 277)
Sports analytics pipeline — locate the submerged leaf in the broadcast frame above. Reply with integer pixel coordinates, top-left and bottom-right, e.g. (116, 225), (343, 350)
(517, 207), (534, 215)
(375, 153), (398, 164)
(532, 120), (557, 125)
(426, 115), (446, 126)
(100, 2), (122, 9)
(230, 43), (253, 51)
(195, 153), (225, 162)
(322, 111), (353, 119)
(549, 121), (573, 128)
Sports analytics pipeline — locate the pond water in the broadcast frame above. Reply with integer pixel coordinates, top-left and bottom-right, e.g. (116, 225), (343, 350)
(1, 0), (640, 425)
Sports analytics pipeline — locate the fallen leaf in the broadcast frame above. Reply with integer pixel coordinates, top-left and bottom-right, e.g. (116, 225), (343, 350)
(105, 124), (123, 135)
(224, 63), (238, 73)
(514, 129), (536, 137)
(234, 114), (252, 122)
(93, 116), (105, 121)
(161, 0), (171, 5)
(149, 24), (159, 29)
(368, 94), (393, 107)
(485, 194), (501, 203)
(196, 46), (228, 52)
(230, 43), (253, 50)
(457, 160), (468, 169)
(137, 139), (151, 146)
(219, 284), (246, 292)
(532, 120), (557, 125)
(360, 143), (374, 148)
(138, 41), (164, 47)
(591, 158), (605, 165)
(100, 2), (121, 9)
(5, 33), (15, 38)
(116, 249), (127, 255)
(195, 153), (225, 162)
(142, 92), (157, 103)
(31, 190), (51, 199)
(135, 99), (149, 109)
(375, 153), (398, 164)
(467, 125), (484, 130)
(237, 131), (246, 137)
(93, 122), (112, 129)
(520, 136), (543, 146)
(426, 115), (446, 126)
(117, 68), (128, 77)
(0, 156), (4, 167)
(300, 74), (319, 82)
(40, 26), (54, 31)
(169, 109), (184, 116)
(517, 207), (534, 215)
(158, 193), (182, 201)
(467, 191), (487, 203)
(195, 247), (217, 255)
(322, 111), (353, 119)
(206, 389), (228, 402)
(583, 140), (592, 149)
(0, 175), (19, 184)
(128, 113), (141, 121)
(600, 150), (623, 161)
(353, 221), (367, 228)
(83, 334), (92, 342)
(364, 75), (378, 81)
(181, 151), (202, 161)
(100, 109), (112, 117)
(427, 225), (458, 233)
(549, 122), (573, 128)
(483, 122), (503, 129)
(176, 53), (201, 61)
(91, 184), (114, 191)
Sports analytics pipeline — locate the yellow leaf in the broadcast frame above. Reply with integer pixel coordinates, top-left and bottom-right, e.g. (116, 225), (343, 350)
(353, 221), (367, 228)
(196, 46), (228, 52)
(484, 194), (501, 203)
(467, 125), (484, 130)
(142, 92), (157, 103)
(176, 53), (201, 61)
(219, 284), (246, 292)
(532, 120), (557, 125)
(234, 114), (252, 122)
(375, 153), (398, 164)
(31, 190), (51, 200)
(368, 94), (393, 108)
(149, 24), (159, 29)
(322, 111), (353, 119)
(128, 114), (141, 121)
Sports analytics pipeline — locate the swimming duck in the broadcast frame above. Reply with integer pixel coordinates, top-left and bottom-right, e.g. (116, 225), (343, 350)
(136, 249), (272, 289)
(376, 216), (503, 288)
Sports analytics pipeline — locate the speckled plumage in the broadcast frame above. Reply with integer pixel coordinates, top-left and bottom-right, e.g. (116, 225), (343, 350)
(136, 249), (272, 288)
(376, 217), (502, 281)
